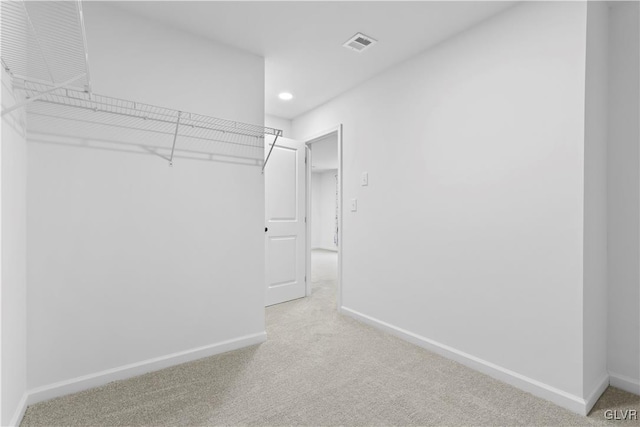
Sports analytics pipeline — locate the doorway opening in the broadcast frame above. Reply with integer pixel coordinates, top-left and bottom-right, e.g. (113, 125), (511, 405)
(305, 125), (343, 309)
(263, 125), (342, 308)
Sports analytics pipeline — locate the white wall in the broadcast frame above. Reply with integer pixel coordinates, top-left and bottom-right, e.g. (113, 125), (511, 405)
(265, 115), (292, 138)
(312, 171), (338, 251)
(293, 1), (594, 412)
(1, 69), (28, 425)
(26, 2), (266, 397)
(583, 1), (609, 399)
(607, 1), (640, 395)
(310, 133), (338, 172)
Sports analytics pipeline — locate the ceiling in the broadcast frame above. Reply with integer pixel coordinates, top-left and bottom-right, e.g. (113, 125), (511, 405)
(113, 1), (516, 120)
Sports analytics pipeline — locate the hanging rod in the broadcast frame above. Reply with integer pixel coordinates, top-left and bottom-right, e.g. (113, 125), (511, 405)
(15, 79), (283, 167)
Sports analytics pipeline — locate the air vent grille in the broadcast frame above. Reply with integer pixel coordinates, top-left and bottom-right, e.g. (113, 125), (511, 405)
(343, 33), (377, 53)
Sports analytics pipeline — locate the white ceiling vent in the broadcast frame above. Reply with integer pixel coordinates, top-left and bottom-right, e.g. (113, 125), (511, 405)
(343, 33), (377, 53)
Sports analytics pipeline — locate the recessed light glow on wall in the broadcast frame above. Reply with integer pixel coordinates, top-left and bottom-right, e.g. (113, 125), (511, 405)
(278, 92), (293, 101)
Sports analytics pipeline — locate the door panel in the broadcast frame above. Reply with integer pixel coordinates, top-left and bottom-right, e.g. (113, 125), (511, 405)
(266, 146), (298, 220)
(265, 136), (306, 306)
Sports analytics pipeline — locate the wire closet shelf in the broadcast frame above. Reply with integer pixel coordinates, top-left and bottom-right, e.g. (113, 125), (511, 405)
(1, 0), (91, 96)
(2, 0), (282, 169)
(18, 79), (283, 167)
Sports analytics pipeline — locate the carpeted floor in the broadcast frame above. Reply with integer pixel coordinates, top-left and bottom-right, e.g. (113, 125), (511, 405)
(21, 250), (640, 426)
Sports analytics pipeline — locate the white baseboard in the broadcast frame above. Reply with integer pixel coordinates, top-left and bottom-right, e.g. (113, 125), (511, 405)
(26, 332), (267, 407)
(585, 373), (611, 414)
(609, 371), (640, 395)
(340, 306), (596, 416)
(8, 392), (28, 427)
(311, 246), (338, 252)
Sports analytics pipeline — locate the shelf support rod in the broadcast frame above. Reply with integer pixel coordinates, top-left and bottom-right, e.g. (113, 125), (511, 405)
(169, 111), (182, 166)
(1, 73), (86, 117)
(262, 131), (281, 173)
(76, 0), (92, 95)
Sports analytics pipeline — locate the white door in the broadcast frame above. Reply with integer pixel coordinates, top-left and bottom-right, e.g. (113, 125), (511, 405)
(264, 135), (306, 306)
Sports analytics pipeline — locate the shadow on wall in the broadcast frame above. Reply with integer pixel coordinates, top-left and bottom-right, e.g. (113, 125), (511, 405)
(28, 133), (263, 168)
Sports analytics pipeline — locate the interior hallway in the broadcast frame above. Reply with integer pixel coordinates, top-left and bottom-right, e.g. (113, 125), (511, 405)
(21, 250), (639, 426)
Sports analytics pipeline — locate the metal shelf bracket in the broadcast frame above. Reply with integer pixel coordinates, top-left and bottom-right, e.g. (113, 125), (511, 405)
(169, 111), (182, 166)
(262, 130), (282, 173)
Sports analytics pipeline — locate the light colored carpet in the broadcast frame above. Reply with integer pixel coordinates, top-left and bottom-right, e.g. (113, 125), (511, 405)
(21, 250), (640, 426)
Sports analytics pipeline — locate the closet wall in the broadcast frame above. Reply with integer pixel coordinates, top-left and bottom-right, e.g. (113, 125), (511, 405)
(293, 1), (600, 413)
(26, 2), (266, 397)
(583, 1), (608, 399)
(607, 1), (640, 394)
(1, 68), (28, 426)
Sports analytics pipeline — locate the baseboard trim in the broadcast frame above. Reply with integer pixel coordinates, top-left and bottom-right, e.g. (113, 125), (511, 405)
(585, 373), (611, 415)
(311, 247), (338, 252)
(340, 306), (591, 415)
(609, 371), (640, 395)
(26, 332), (267, 406)
(8, 392), (28, 427)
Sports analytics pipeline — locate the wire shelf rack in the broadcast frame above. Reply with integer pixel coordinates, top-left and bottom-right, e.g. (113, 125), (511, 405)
(1, 0), (91, 90)
(17, 79), (282, 167)
(2, 0), (282, 168)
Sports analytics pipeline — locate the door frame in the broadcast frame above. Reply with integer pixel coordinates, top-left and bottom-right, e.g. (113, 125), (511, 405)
(304, 124), (343, 310)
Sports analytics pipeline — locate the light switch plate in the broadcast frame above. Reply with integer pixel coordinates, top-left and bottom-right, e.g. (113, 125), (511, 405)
(361, 172), (368, 186)
(350, 198), (357, 212)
